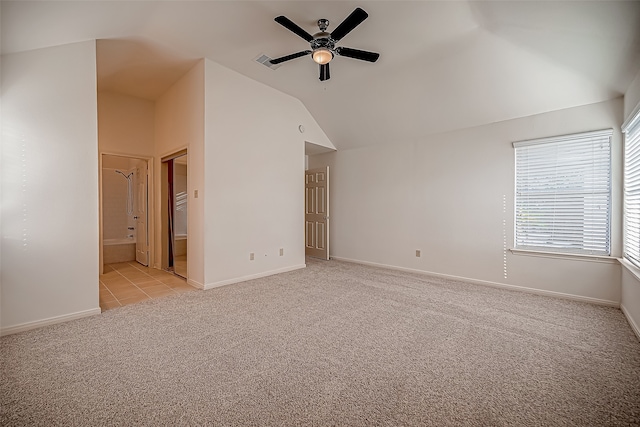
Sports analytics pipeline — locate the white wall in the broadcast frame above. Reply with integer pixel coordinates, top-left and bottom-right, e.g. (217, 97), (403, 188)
(310, 98), (624, 305)
(1, 41), (100, 334)
(203, 59), (329, 288)
(621, 68), (640, 339)
(155, 60), (205, 287)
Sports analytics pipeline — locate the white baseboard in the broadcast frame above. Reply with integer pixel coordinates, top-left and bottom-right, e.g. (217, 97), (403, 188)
(1, 307), (102, 337)
(204, 264), (306, 290)
(621, 304), (640, 341)
(187, 278), (205, 290)
(331, 256), (620, 308)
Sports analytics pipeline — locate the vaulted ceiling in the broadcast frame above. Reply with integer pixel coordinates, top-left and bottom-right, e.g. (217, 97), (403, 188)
(3, 1), (640, 150)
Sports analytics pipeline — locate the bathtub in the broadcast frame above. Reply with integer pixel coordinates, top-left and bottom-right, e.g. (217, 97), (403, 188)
(103, 237), (136, 264)
(104, 237), (136, 245)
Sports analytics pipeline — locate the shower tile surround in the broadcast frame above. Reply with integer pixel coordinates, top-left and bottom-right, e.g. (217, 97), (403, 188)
(102, 167), (136, 240)
(99, 262), (196, 311)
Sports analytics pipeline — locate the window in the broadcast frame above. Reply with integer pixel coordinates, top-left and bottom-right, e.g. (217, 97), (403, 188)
(623, 110), (640, 267)
(513, 129), (612, 255)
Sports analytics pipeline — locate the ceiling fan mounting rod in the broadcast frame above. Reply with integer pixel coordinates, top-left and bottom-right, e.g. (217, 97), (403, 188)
(317, 19), (329, 32)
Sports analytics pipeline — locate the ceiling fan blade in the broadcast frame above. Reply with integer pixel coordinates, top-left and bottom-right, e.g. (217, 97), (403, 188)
(319, 63), (330, 81)
(330, 7), (368, 42)
(335, 47), (380, 63)
(274, 16), (314, 42)
(269, 50), (312, 65)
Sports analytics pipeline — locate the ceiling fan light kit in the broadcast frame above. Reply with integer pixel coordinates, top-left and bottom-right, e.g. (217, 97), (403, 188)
(270, 7), (380, 81)
(312, 48), (333, 65)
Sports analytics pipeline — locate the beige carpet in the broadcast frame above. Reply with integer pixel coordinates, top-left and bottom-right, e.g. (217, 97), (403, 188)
(1, 258), (639, 426)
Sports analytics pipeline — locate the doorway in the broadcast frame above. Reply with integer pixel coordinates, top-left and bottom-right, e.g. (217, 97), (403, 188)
(305, 166), (330, 260)
(100, 154), (150, 270)
(162, 151), (188, 279)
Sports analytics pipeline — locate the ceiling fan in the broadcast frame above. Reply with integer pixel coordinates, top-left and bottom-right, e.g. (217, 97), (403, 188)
(269, 7), (380, 81)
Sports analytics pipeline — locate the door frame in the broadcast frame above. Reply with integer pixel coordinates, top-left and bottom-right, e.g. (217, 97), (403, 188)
(134, 162), (150, 266)
(99, 152), (153, 275)
(160, 149), (188, 276)
(305, 166), (330, 260)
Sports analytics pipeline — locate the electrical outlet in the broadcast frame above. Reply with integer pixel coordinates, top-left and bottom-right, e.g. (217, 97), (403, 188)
(194, 189), (199, 198)
(279, 248), (284, 256)
(250, 252), (254, 261)
(416, 250), (421, 257)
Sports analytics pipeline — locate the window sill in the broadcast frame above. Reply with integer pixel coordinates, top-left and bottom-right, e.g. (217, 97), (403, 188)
(509, 248), (618, 264)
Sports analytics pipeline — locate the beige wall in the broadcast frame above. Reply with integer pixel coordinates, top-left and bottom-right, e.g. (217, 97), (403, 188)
(1, 41), (100, 334)
(0, 4), (3, 330)
(310, 98), (624, 304)
(620, 263), (640, 338)
(203, 59), (330, 288)
(98, 92), (155, 156)
(155, 60), (205, 287)
(624, 70), (640, 122)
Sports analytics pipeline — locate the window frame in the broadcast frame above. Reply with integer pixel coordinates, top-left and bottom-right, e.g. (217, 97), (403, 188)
(513, 129), (613, 256)
(623, 108), (640, 268)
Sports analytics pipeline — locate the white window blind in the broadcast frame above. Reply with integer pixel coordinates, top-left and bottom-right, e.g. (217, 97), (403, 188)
(513, 129), (612, 255)
(623, 110), (640, 267)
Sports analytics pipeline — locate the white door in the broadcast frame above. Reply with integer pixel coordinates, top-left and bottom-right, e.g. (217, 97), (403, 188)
(305, 167), (329, 260)
(135, 163), (149, 266)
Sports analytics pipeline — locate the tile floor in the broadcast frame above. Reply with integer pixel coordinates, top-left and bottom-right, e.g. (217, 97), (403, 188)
(99, 261), (196, 311)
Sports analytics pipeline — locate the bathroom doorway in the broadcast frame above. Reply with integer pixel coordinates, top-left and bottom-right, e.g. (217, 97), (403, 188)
(100, 154), (150, 270)
(161, 151), (188, 279)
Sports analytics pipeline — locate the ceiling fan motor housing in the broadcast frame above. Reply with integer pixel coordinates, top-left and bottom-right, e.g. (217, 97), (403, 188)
(311, 34), (335, 51)
(313, 19), (335, 52)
